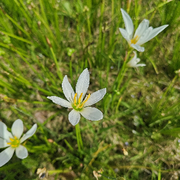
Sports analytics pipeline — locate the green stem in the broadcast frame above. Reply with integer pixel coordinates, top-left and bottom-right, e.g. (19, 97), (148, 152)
(75, 123), (83, 151)
(116, 49), (133, 90)
(111, 49), (133, 107)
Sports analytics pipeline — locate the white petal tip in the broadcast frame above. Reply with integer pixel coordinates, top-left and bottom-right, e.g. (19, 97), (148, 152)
(82, 68), (89, 74)
(120, 8), (125, 13)
(33, 124), (38, 130)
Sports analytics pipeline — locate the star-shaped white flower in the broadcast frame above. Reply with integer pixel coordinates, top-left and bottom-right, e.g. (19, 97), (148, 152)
(119, 8), (168, 52)
(127, 51), (146, 67)
(47, 68), (106, 126)
(0, 119), (37, 167)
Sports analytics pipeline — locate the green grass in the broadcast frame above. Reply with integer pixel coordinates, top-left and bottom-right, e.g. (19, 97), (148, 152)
(0, 0), (180, 179)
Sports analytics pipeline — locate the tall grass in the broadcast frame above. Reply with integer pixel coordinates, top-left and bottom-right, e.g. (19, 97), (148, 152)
(0, 0), (180, 179)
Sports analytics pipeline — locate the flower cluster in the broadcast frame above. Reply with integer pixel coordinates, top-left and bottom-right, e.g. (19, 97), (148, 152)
(0, 7), (169, 171)
(119, 8), (168, 67)
(119, 8), (168, 52)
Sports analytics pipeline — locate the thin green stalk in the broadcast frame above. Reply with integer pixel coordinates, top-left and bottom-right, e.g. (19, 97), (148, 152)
(50, 47), (63, 81)
(75, 123), (83, 151)
(33, 10), (58, 47)
(14, 0), (32, 28)
(70, 57), (73, 80)
(2, 10), (30, 38)
(111, 49), (133, 107)
(142, 0), (173, 17)
(156, 75), (177, 111)
(158, 168), (161, 180)
(100, 0), (105, 52)
(39, 0), (48, 24)
(64, 139), (73, 151)
(116, 49), (133, 90)
(109, 0), (114, 48)
(0, 30), (32, 44)
(87, 13), (92, 40)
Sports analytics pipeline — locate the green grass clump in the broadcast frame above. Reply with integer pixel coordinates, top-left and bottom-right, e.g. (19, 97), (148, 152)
(0, 0), (180, 179)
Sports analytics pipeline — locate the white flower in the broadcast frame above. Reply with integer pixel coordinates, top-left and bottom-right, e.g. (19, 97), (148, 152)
(47, 68), (106, 126)
(127, 51), (146, 67)
(0, 119), (37, 167)
(119, 8), (168, 52)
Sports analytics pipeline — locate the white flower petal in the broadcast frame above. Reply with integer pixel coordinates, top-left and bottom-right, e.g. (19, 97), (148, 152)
(133, 51), (137, 58)
(135, 63), (146, 67)
(84, 88), (106, 107)
(80, 107), (103, 121)
(20, 124), (37, 143)
(127, 52), (138, 67)
(68, 110), (80, 126)
(131, 44), (144, 52)
(0, 121), (13, 140)
(11, 119), (23, 139)
(0, 147), (14, 167)
(47, 96), (72, 108)
(134, 19), (149, 38)
(119, 28), (130, 42)
(143, 24), (168, 43)
(15, 145), (28, 159)
(121, 8), (134, 38)
(0, 138), (9, 148)
(62, 75), (75, 102)
(75, 68), (90, 100)
(127, 51), (146, 67)
(136, 26), (153, 45)
(135, 58), (140, 63)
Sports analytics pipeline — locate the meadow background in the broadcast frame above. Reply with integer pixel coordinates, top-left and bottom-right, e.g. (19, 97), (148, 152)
(0, 0), (180, 179)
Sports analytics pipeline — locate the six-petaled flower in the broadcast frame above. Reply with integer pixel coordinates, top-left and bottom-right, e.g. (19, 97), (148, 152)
(119, 8), (168, 52)
(0, 119), (37, 167)
(47, 68), (106, 126)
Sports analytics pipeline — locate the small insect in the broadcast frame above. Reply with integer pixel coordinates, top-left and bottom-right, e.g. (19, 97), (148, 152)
(37, 167), (48, 179)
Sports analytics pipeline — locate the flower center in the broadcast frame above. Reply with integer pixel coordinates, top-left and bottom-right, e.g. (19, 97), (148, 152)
(131, 35), (139, 44)
(72, 93), (90, 111)
(7, 136), (20, 148)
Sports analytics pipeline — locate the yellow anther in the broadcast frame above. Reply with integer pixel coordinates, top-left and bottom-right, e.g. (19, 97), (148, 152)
(131, 35), (139, 44)
(9, 137), (14, 141)
(73, 93), (77, 105)
(79, 94), (90, 108)
(78, 93), (83, 104)
(72, 93), (91, 110)
(7, 136), (20, 148)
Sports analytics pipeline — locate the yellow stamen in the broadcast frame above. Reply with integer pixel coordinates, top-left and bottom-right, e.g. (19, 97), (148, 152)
(73, 93), (77, 105)
(131, 35), (139, 44)
(7, 136), (20, 148)
(79, 94), (91, 108)
(72, 93), (91, 110)
(78, 93), (83, 104)
(9, 137), (14, 141)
